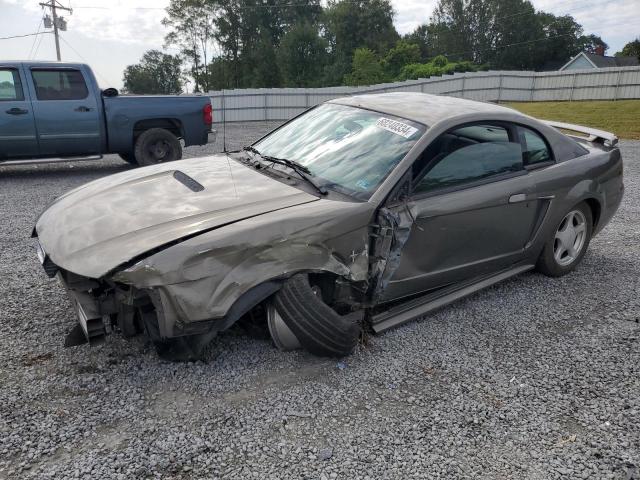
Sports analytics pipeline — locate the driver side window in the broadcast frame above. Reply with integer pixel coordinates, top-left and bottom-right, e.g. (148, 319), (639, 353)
(412, 124), (523, 195)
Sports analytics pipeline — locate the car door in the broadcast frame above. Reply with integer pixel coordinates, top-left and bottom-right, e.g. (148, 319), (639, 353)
(0, 65), (38, 158)
(28, 67), (101, 156)
(380, 122), (543, 302)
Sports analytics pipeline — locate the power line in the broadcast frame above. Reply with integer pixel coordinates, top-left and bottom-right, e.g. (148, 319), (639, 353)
(58, 34), (112, 86)
(442, 33), (570, 59)
(32, 30), (46, 59)
(0, 31), (52, 41)
(28, 18), (44, 59)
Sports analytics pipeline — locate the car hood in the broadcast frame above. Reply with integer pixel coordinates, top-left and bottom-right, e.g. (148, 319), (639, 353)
(35, 155), (319, 278)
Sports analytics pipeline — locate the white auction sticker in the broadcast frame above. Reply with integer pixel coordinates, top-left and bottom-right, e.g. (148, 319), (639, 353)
(375, 117), (418, 138)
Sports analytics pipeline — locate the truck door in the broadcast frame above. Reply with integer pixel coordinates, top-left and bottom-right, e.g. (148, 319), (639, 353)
(0, 65), (38, 158)
(28, 67), (101, 156)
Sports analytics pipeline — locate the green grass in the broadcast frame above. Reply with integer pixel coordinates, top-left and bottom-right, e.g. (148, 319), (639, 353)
(505, 100), (640, 140)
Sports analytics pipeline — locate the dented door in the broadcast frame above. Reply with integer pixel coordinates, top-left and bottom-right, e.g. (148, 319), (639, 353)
(378, 171), (541, 302)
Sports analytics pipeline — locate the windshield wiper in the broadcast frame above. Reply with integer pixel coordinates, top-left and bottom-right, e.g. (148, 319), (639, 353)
(242, 146), (327, 196)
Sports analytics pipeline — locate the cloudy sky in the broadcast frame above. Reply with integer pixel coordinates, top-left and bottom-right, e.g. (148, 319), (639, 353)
(1, 0), (638, 88)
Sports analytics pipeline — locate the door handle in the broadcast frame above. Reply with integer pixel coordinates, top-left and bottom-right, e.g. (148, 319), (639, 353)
(74, 106), (92, 112)
(6, 107), (28, 115)
(509, 193), (527, 203)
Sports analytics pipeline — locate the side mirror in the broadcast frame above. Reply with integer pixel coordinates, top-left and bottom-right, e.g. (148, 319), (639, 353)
(102, 88), (119, 97)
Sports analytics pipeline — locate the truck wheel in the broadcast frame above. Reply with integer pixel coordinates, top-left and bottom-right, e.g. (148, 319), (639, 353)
(273, 273), (361, 357)
(134, 128), (182, 166)
(118, 153), (137, 165)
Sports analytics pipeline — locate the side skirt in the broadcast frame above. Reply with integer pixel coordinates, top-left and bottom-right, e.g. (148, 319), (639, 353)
(0, 155), (103, 166)
(371, 264), (534, 333)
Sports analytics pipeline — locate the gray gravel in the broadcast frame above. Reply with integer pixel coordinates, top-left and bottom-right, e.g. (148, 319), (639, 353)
(0, 124), (638, 480)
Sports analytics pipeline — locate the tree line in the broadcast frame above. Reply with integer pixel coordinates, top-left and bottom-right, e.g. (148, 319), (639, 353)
(122, 0), (637, 94)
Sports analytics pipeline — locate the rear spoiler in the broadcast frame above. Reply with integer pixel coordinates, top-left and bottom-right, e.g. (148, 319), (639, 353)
(543, 120), (618, 147)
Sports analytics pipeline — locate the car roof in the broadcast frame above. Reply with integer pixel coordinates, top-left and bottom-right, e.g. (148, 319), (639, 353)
(330, 92), (519, 127)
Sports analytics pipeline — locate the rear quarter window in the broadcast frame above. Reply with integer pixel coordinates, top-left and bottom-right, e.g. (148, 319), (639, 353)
(520, 127), (553, 166)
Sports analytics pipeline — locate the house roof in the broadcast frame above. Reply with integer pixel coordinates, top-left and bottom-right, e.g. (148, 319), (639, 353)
(560, 52), (639, 70)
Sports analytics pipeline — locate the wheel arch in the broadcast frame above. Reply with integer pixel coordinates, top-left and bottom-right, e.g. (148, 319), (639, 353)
(133, 118), (184, 144)
(583, 197), (602, 230)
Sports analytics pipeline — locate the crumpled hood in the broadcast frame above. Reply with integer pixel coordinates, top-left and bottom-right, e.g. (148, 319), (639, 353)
(35, 155), (318, 278)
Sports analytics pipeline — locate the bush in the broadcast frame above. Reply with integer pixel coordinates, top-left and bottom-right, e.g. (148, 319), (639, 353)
(397, 58), (482, 81)
(432, 55), (448, 67)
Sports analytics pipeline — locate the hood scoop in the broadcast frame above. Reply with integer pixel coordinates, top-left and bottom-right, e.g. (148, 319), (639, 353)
(173, 170), (204, 192)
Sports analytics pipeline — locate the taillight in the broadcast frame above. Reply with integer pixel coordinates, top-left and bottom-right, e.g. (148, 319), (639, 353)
(203, 103), (213, 125)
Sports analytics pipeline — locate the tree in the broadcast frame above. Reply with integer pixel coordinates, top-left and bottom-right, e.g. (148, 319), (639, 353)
(419, 0), (608, 71)
(382, 40), (421, 78)
(344, 48), (385, 86)
(123, 50), (183, 95)
(212, 0), (322, 88)
(615, 38), (640, 59)
(278, 23), (329, 87)
(577, 34), (608, 54)
(323, 0), (399, 84)
(162, 0), (216, 92)
(403, 25), (430, 60)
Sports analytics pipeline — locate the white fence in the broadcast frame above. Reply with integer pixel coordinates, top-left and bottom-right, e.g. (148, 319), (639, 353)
(207, 66), (640, 123)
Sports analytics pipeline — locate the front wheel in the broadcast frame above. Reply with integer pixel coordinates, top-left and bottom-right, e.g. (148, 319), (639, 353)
(273, 273), (361, 357)
(536, 203), (593, 277)
(134, 128), (182, 166)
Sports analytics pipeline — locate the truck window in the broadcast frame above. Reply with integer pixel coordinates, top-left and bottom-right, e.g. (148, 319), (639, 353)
(0, 69), (25, 101)
(31, 69), (88, 101)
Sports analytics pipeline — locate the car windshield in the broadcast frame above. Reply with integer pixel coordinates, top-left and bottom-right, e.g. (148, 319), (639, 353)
(253, 103), (425, 199)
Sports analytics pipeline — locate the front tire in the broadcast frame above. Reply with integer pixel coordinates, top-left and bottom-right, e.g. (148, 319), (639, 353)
(134, 128), (182, 166)
(536, 202), (593, 277)
(274, 274), (361, 357)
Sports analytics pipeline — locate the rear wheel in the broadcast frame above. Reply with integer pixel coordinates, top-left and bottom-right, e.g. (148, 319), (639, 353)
(134, 128), (182, 166)
(536, 202), (593, 277)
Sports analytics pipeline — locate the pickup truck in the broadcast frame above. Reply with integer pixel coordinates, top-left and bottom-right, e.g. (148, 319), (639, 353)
(0, 61), (215, 166)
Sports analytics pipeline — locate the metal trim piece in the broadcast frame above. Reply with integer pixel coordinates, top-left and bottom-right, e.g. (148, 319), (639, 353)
(0, 155), (103, 166)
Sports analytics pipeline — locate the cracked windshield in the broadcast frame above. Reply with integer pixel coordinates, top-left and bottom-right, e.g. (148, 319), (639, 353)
(254, 103), (425, 198)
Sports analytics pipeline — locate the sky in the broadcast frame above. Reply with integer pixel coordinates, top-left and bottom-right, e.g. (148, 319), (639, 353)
(1, 0), (638, 89)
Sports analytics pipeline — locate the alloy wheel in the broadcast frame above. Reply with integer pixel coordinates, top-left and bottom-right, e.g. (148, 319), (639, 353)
(553, 210), (587, 266)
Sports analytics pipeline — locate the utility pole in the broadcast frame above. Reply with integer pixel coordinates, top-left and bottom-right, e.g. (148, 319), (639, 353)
(40, 0), (72, 61)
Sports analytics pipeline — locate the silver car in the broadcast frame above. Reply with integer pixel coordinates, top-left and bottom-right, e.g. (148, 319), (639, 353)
(33, 93), (624, 360)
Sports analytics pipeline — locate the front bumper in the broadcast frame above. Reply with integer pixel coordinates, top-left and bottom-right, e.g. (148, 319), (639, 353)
(36, 239), (110, 345)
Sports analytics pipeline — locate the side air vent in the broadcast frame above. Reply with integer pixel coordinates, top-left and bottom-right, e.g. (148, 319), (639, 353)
(173, 170), (204, 192)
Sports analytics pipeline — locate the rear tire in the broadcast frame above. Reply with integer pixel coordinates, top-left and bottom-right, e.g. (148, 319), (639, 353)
(274, 273), (361, 357)
(536, 202), (593, 277)
(134, 128), (182, 166)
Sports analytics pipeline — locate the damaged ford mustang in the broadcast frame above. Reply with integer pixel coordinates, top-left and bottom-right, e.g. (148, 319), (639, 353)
(33, 93), (624, 360)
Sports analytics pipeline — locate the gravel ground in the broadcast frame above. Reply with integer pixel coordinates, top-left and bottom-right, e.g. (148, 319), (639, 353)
(0, 124), (638, 480)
